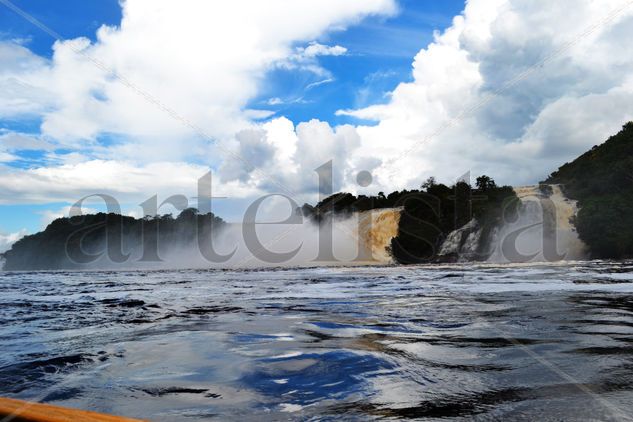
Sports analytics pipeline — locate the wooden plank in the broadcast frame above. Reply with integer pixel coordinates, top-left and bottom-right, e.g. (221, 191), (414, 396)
(0, 397), (147, 422)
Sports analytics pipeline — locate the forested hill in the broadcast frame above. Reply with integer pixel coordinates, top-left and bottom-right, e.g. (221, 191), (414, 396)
(1, 209), (225, 270)
(545, 122), (633, 258)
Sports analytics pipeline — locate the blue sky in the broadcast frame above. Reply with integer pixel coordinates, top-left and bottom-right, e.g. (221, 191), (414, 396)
(252, 0), (465, 125)
(0, 0), (464, 235)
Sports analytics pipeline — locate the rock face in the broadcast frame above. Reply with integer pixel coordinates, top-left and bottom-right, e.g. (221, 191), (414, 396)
(437, 219), (483, 261)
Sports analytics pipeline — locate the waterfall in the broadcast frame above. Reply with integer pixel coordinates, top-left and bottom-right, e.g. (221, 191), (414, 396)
(486, 184), (587, 263)
(357, 208), (402, 263)
(437, 184), (587, 263)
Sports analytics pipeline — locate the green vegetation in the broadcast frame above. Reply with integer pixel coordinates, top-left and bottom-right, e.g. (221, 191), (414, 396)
(301, 176), (519, 264)
(545, 122), (633, 258)
(1, 209), (225, 270)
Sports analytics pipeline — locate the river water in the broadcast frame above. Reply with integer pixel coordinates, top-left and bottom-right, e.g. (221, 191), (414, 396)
(2, 261), (633, 421)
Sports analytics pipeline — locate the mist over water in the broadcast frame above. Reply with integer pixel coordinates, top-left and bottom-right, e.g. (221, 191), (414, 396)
(2, 182), (590, 271)
(102, 208), (402, 270)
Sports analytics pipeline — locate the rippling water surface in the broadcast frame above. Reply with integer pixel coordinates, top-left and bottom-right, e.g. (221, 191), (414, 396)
(2, 261), (633, 421)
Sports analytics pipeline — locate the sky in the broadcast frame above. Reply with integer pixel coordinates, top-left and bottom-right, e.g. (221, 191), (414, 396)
(1, 0), (633, 250)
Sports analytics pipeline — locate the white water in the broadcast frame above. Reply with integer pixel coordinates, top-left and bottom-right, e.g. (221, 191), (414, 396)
(487, 184), (587, 263)
(438, 184), (587, 263)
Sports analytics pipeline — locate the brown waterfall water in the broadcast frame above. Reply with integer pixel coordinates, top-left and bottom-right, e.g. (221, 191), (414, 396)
(357, 208), (401, 263)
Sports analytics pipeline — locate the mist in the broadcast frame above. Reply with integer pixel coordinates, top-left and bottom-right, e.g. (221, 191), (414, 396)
(62, 209), (402, 270)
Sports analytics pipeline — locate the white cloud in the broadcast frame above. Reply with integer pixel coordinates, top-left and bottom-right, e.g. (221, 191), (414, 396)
(0, 0), (397, 215)
(276, 42), (349, 76)
(164, 0), (633, 198)
(0, 160), (259, 204)
(0, 229), (28, 253)
(0, 152), (17, 162)
(219, 128), (277, 183)
(0, 132), (55, 151)
(219, 117), (363, 195)
(306, 78), (335, 90)
(2, 0), (633, 218)
(1, 0), (396, 162)
(336, 0), (633, 188)
(243, 109), (276, 120)
(266, 96), (308, 106)
(301, 42), (347, 58)
(0, 42), (55, 117)
(97, 0), (633, 201)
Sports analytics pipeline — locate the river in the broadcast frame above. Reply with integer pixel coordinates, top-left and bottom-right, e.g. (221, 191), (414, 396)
(2, 261), (633, 420)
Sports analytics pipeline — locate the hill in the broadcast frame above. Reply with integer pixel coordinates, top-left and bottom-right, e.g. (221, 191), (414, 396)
(545, 122), (633, 258)
(1, 209), (225, 270)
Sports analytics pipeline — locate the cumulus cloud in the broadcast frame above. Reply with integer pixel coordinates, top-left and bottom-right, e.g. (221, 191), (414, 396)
(2, 0), (633, 218)
(0, 42), (55, 117)
(1, 0), (395, 160)
(0, 0), (397, 214)
(339, 0), (633, 187)
(275, 42), (350, 76)
(302, 42), (348, 58)
(219, 128), (277, 183)
(219, 117), (364, 196)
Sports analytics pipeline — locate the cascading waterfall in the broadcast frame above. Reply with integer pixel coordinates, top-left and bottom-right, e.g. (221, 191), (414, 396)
(438, 184), (587, 263)
(486, 184), (587, 263)
(357, 208), (402, 263)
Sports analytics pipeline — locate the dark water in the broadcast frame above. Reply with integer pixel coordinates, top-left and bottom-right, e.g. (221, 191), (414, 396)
(2, 262), (633, 421)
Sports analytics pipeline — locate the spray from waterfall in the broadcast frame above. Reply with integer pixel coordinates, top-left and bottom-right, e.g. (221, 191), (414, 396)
(75, 208), (403, 269)
(486, 184), (587, 263)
